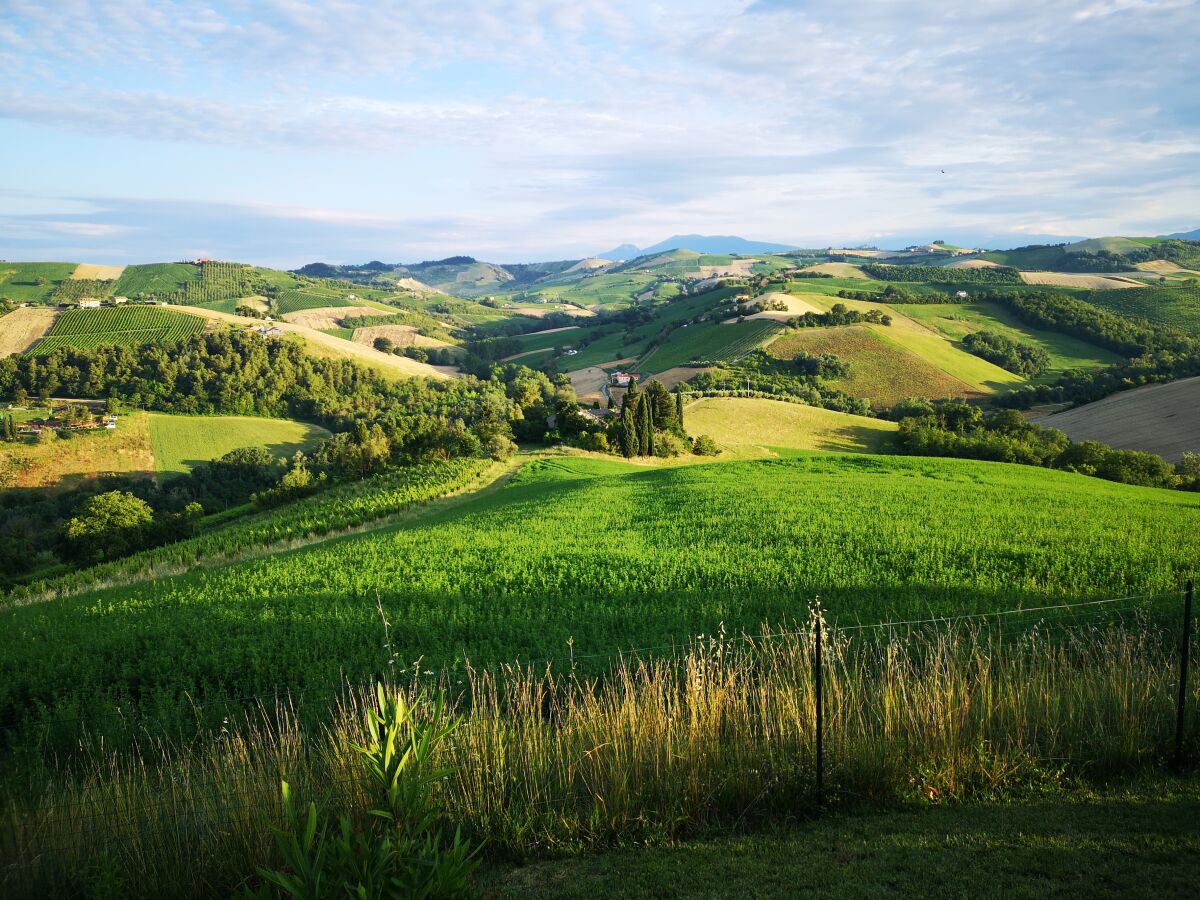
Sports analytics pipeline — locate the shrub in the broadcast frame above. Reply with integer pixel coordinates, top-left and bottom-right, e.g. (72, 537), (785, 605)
(692, 434), (721, 456)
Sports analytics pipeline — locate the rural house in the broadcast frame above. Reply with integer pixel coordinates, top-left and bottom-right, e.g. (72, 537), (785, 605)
(79, 298), (102, 309)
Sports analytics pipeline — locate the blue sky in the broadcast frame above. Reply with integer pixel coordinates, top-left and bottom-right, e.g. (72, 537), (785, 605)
(1, 0), (1198, 267)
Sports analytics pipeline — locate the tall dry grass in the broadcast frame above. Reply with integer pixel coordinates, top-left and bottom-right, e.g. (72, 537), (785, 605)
(2, 616), (1193, 898)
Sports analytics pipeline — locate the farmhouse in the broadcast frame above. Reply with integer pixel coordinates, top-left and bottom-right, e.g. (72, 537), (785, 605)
(78, 298), (102, 309)
(254, 325), (285, 337)
(955, 290), (970, 299)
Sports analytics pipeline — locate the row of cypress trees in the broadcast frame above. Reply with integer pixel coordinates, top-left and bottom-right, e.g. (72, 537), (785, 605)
(616, 378), (685, 457)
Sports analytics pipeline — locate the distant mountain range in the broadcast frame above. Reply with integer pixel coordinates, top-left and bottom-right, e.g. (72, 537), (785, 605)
(595, 235), (799, 259)
(1163, 227), (1200, 240)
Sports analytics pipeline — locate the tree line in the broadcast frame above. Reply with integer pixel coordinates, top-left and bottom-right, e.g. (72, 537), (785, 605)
(859, 263), (1023, 284)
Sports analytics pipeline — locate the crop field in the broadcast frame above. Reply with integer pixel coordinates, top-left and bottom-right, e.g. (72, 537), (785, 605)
(274, 289), (359, 315)
(524, 272), (658, 308)
(1, 453), (1196, 754)
(1082, 283), (1200, 335)
(898, 301), (1122, 377)
(49, 278), (117, 303)
(802, 295), (1024, 392)
(28, 306), (206, 354)
(768, 326), (980, 406)
(113, 263), (200, 296)
(1037, 376), (1200, 463)
(642, 320), (781, 371)
(0, 262), (76, 303)
(147, 413), (332, 477)
(682, 396), (898, 454)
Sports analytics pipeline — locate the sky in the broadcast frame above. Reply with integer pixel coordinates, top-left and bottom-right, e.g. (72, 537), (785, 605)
(1, 0), (1198, 267)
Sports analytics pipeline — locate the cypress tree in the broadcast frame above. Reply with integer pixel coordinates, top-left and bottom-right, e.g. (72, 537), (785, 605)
(675, 393), (684, 431)
(619, 402), (637, 457)
(639, 394), (654, 456)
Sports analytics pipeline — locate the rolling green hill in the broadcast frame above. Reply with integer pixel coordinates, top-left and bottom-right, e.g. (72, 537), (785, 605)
(2, 452), (1194, 751)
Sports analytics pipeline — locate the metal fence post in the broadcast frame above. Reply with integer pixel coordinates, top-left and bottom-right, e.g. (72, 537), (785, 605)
(1175, 580), (1194, 769)
(815, 616), (824, 806)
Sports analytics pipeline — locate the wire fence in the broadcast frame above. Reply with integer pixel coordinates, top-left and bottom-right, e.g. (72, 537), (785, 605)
(1, 586), (1196, 886)
(0, 589), (1186, 738)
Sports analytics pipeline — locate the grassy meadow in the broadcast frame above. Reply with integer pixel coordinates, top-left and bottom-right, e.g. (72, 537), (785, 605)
(147, 413), (331, 476)
(0, 262), (77, 303)
(0, 410), (155, 489)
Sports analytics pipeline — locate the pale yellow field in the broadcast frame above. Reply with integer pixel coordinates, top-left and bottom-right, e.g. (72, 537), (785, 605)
(728, 292), (821, 323)
(351, 324), (451, 349)
(683, 396), (898, 455)
(504, 305), (595, 319)
(1135, 259), (1200, 278)
(798, 262), (867, 277)
(281, 306), (384, 330)
(944, 258), (1001, 269)
(565, 258), (613, 273)
(177, 305), (457, 380)
(70, 263), (126, 280)
(1019, 271), (1140, 289)
(0, 307), (58, 355)
(696, 259), (757, 278)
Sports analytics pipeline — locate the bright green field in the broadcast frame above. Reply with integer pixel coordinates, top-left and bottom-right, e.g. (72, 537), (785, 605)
(1083, 283), (1200, 335)
(2, 453), (1195, 746)
(641, 319), (781, 370)
(147, 413), (331, 476)
(899, 301), (1123, 378)
(28, 306), (206, 354)
(0, 262), (77, 302)
(113, 263), (199, 296)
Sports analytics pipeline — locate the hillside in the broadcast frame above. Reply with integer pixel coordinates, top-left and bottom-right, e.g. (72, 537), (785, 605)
(1036, 376), (1200, 462)
(4, 452), (1194, 745)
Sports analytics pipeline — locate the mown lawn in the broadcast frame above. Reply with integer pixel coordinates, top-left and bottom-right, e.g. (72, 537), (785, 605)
(484, 776), (1200, 898)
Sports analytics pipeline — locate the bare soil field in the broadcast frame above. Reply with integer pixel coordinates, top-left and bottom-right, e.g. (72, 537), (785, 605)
(281, 306), (384, 330)
(645, 366), (711, 389)
(0, 307), (58, 355)
(1036, 376), (1200, 462)
(568, 366), (610, 401)
(799, 263), (867, 278)
(351, 325), (451, 349)
(729, 292), (821, 322)
(1020, 272), (1140, 290)
(70, 263), (126, 280)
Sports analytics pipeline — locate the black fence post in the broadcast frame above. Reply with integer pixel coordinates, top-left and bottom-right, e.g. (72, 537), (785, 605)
(815, 616), (824, 807)
(1175, 580), (1194, 769)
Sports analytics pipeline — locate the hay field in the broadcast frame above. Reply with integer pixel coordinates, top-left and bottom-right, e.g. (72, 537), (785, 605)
(1020, 271), (1140, 290)
(799, 262), (867, 278)
(351, 325), (451, 349)
(281, 306), (383, 330)
(1038, 376), (1200, 462)
(504, 305), (595, 319)
(683, 396), (898, 454)
(69, 263), (126, 281)
(768, 326), (982, 407)
(696, 259), (757, 278)
(944, 258), (1002, 269)
(732, 292), (821, 322)
(0, 307), (58, 355)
